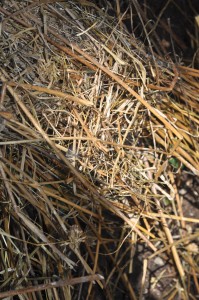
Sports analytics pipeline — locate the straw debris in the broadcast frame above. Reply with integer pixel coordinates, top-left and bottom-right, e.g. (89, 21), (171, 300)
(0, 1), (198, 299)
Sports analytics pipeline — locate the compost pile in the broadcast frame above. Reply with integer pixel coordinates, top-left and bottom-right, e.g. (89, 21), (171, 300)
(0, 1), (199, 299)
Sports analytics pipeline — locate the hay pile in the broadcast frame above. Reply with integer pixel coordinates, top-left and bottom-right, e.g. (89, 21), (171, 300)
(0, 1), (198, 299)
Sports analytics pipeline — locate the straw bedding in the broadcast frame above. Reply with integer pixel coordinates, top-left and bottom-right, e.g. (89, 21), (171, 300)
(0, 1), (198, 299)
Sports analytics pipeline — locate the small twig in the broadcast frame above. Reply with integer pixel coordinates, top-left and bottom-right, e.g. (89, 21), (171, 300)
(0, 274), (104, 299)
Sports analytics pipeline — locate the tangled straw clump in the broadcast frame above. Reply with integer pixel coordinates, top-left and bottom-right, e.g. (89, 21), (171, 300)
(0, 1), (198, 299)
